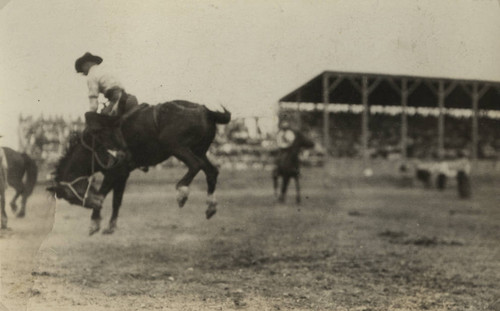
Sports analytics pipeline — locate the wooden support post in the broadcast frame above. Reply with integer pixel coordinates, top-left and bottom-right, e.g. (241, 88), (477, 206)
(462, 82), (489, 163)
(401, 79), (408, 160)
(471, 83), (479, 162)
(361, 76), (370, 169)
(322, 74), (330, 161)
(321, 73), (345, 162)
(427, 80), (456, 160)
(350, 76), (381, 171)
(388, 78), (420, 163)
(438, 81), (445, 160)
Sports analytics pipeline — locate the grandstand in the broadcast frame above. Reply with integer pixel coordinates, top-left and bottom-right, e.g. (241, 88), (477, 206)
(279, 71), (500, 167)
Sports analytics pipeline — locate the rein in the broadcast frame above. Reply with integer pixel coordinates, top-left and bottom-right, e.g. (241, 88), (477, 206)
(80, 131), (119, 170)
(58, 131), (119, 207)
(59, 175), (95, 206)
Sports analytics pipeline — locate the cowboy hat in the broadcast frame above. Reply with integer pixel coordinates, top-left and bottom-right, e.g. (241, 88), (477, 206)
(75, 52), (103, 73)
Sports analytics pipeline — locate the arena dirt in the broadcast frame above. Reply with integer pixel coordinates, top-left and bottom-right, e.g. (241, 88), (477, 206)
(1, 168), (499, 310)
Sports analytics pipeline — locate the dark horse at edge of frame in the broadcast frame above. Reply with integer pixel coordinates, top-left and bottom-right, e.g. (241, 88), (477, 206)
(272, 131), (315, 204)
(47, 100), (231, 235)
(1, 147), (38, 229)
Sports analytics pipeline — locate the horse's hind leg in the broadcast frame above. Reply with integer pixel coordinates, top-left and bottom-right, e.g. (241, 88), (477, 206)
(294, 175), (301, 204)
(10, 191), (21, 214)
(172, 148), (203, 208)
(1, 190), (7, 229)
(0, 169), (7, 229)
(279, 175), (290, 203)
(272, 169), (279, 199)
(200, 155), (219, 219)
(8, 179), (23, 215)
(18, 193), (28, 218)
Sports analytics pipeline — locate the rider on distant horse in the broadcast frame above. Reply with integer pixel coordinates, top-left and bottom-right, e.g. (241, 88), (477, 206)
(277, 120), (296, 150)
(75, 52), (145, 171)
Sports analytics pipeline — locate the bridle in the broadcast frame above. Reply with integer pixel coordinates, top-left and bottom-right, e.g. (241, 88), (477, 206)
(58, 130), (121, 207)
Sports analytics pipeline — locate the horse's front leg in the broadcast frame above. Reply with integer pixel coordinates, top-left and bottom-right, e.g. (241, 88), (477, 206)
(88, 172), (120, 236)
(102, 173), (129, 235)
(89, 207), (102, 236)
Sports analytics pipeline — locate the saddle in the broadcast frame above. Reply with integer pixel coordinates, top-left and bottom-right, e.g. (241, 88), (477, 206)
(85, 103), (155, 133)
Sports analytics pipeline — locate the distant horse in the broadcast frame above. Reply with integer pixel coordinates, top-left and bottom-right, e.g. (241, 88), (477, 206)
(1, 147), (38, 229)
(48, 100), (231, 235)
(272, 131), (315, 203)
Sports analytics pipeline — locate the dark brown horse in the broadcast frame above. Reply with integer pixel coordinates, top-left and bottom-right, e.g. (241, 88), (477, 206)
(272, 131), (314, 204)
(1, 147), (38, 229)
(48, 100), (230, 235)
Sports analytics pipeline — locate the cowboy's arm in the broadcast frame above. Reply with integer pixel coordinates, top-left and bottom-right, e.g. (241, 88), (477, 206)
(87, 77), (99, 112)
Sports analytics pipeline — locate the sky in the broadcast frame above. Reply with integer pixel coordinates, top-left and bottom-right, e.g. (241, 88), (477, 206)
(1, 0), (500, 148)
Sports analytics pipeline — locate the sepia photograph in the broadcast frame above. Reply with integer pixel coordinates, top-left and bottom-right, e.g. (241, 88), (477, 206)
(1, 1), (499, 310)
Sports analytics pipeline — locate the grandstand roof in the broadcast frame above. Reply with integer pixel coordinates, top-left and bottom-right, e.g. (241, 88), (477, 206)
(280, 71), (500, 111)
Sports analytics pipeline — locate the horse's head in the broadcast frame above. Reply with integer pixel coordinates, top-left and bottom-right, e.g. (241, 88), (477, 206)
(293, 131), (315, 150)
(47, 178), (104, 209)
(84, 112), (127, 152)
(46, 131), (105, 209)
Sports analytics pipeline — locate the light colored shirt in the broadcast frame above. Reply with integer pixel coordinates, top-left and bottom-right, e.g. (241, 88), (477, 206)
(86, 64), (124, 112)
(277, 129), (296, 149)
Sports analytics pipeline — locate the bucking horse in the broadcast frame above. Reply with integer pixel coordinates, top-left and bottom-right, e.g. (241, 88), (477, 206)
(48, 100), (231, 235)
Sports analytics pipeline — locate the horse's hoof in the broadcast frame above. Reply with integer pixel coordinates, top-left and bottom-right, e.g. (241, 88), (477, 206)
(102, 220), (117, 235)
(176, 186), (190, 208)
(206, 208), (217, 219)
(10, 203), (17, 213)
(1, 220), (8, 230)
(102, 228), (115, 235)
(89, 227), (100, 236)
(16, 211), (25, 218)
(177, 196), (188, 208)
(89, 220), (101, 236)
(206, 202), (217, 219)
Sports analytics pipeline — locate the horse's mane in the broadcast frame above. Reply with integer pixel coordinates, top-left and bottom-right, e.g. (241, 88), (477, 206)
(53, 131), (82, 182)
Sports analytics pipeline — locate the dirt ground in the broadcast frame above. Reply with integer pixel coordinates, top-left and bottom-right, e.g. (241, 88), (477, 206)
(1, 165), (499, 311)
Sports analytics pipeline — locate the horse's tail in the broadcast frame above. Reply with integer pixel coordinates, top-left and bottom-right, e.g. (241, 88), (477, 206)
(21, 153), (38, 196)
(208, 106), (231, 124)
